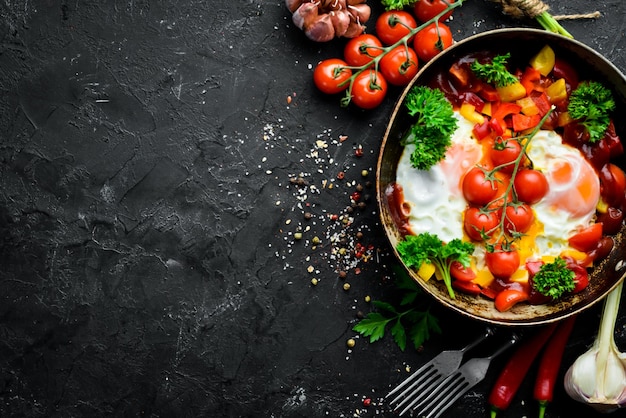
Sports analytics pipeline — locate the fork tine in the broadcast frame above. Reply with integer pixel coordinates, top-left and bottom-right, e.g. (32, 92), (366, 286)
(388, 365), (439, 407)
(401, 368), (460, 416)
(420, 373), (470, 418)
(392, 367), (448, 414)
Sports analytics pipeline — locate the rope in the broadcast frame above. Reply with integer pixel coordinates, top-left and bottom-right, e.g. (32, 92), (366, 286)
(492, 0), (600, 20)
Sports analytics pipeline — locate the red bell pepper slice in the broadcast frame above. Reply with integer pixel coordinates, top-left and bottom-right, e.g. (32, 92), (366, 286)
(530, 91), (552, 116)
(473, 120), (491, 140)
(521, 66), (542, 95)
(492, 102), (522, 120)
(459, 91), (485, 112)
(512, 113), (542, 131)
(477, 82), (500, 102)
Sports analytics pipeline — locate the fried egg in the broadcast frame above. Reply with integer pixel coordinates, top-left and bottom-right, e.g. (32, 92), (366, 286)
(396, 111), (600, 267)
(396, 114), (481, 242)
(526, 130), (600, 256)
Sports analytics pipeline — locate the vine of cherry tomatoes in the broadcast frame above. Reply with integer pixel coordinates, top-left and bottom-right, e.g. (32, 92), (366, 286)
(312, 1), (461, 110)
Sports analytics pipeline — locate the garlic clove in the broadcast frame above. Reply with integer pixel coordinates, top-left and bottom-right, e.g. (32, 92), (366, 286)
(342, 20), (365, 38)
(285, 0), (305, 14)
(330, 10), (350, 38)
(305, 14), (336, 43)
(348, 4), (371, 24)
(292, 3), (319, 30)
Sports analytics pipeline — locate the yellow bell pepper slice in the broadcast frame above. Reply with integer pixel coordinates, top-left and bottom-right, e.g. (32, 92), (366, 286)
(530, 45), (556, 76)
(497, 81), (527, 102)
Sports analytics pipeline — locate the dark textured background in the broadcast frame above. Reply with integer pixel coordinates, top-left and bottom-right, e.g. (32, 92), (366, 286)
(1, 1), (625, 417)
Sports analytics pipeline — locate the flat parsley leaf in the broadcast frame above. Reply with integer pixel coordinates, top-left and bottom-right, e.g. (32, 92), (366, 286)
(380, 0), (417, 10)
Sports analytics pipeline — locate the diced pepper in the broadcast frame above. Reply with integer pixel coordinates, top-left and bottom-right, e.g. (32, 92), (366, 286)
(497, 81), (527, 102)
(417, 262), (436, 281)
(459, 91), (486, 112)
(481, 101), (492, 116)
(460, 102), (485, 124)
(510, 269), (529, 283)
(516, 96), (540, 116)
(473, 120), (491, 140)
(520, 66), (542, 95)
(530, 45), (556, 76)
(449, 62), (470, 87)
(473, 268), (495, 288)
(489, 117), (505, 136)
(512, 113), (542, 131)
(477, 82), (500, 102)
(492, 102), (522, 120)
(530, 91), (552, 116)
(545, 78), (567, 103)
(557, 111), (573, 127)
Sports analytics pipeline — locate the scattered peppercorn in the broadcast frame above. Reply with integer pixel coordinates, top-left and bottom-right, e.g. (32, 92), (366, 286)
(364, 295), (371, 303)
(361, 169), (368, 177)
(347, 338), (356, 348)
(343, 283), (351, 291)
(337, 171), (345, 180)
(312, 236), (321, 245)
(311, 278), (318, 286)
(339, 270), (347, 279)
(294, 232), (303, 240)
(304, 212), (312, 220)
(356, 231), (364, 240)
(363, 398), (371, 407)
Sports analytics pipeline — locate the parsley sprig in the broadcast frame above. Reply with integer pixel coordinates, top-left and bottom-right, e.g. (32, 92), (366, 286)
(532, 258), (576, 299)
(567, 81), (616, 143)
(401, 86), (458, 170)
(352, 266), (441, 351)
(380, 0), (417, 10)
(396, 232), (474, 299)
(470, 53), (518, 87)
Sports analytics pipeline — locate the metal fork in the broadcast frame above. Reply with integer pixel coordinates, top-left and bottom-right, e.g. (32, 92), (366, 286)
(386, 328), (495, 414)
(409, 334), (520, 418)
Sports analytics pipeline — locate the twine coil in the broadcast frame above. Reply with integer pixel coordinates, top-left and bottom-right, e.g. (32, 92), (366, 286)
(493, 0), (600, 21)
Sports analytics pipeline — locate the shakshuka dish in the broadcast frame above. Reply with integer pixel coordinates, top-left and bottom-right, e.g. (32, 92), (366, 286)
(386, 45), (626, 313)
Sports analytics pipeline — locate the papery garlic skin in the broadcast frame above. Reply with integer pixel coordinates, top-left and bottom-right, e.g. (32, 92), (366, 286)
(564, 280), (626, 413)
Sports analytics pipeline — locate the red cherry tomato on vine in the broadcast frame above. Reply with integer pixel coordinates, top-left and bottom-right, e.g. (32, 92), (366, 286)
(513, 169), (549, 204)
(464, 207), (499, 241)
(313, 58), (352, 95)
(350, 69), (387, 109)
(485, 247), (520, 278)
(375, 10), (417, 45)
(414, 0), (455, 23)
(413, 22), (453, 62)
(379, 46), (419, 86)
(343, 34), (383, 67)
(504, 204), (534, 234)
(462, 166), (498, 206)
(490, 138), (522, 174)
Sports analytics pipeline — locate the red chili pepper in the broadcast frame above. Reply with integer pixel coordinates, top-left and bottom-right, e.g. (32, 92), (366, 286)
(488, 323), (558, 417)
(534, 315), (577, 418)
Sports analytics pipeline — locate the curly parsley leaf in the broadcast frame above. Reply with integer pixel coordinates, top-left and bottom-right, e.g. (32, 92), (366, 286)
(352, 265), (441, 351)
(470, 53), (518, 87)
(532, 258), (575, 299)
(397, 233), (474, 299)
(380, 0), (417, 10)
(401, 86), (458, 170)
(567, 81), (615, 143)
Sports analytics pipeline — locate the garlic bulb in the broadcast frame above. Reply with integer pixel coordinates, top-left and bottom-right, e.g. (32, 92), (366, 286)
(564, 280), (626, 413)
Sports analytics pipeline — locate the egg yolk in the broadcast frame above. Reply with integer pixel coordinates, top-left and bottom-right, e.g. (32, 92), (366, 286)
(544, 155), (600, 218)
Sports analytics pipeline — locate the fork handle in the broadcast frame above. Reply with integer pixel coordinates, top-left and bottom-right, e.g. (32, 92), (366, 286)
(462, 327), (495, 353)
(488, 334), (519, 360)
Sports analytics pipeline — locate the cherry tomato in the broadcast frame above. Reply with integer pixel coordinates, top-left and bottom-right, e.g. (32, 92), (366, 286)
(462, 167), (498, 206)
(513, 169), (549, 204)
(414, 0), (454, 23)
(568, 223), (603, 252)
(597, 207), (624, 235)
(379, 46), (419, 86)
(313, 58), (352, 95)
(413, 22), (453, 62)
(485, 248), (520, 278)
(350, 69), (388, 109)
(599, 163), (626, 207)
(504, 204), (534, 234)
(490, 138), (522, 174)
(343, 34), (383, 67)
(375, 10), (417, 46)
(569, 262), (589, 293)
(450, 261), (477, 282)
(494, 288), (529, 312)
(463, 207), (499, 241)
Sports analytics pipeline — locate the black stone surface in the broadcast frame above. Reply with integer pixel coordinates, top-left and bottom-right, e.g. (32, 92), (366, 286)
(1, 1), (625, 417)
